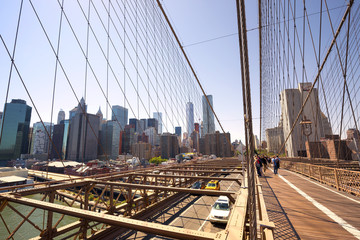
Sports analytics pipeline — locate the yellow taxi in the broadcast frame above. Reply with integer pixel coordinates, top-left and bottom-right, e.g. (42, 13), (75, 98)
(205, 180), (220, 190)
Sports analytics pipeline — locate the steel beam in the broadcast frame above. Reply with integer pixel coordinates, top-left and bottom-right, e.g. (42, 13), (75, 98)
(129, 173), (242, 185)
(93, 181), (237, 203)
(2, 194), (216, 240)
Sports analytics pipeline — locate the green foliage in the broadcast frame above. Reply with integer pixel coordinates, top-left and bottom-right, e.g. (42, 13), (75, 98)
(149, 156), (167, 165)
(89, 194), (94, 201)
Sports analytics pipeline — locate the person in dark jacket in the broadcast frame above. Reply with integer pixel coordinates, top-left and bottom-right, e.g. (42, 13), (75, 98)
(255, 155), (262, 176)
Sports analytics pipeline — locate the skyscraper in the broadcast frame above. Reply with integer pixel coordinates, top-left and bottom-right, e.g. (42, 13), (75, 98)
(0, 111), (3, 126)
(0, 99), (32, 163)
(202, 95), (215, 135)
(57, 109), (65, 124)
(129, 118), (139, 132)
(112, 105), (128, 130)
(50, 123), (65, 159)
(67, 112), (100, 161)
(175, 127), (181, 138)
(139, 119), (147, 133)
(99, 120), (121, 159)
(147, 118), (158, 133)
(69, 97), (87, 120)
(186, 102), (194, 136)
(279, 83), (332, 157)
(96, 107), (103, 129)
(31, 122), (52, 154)
(153, 112), (162, 134)
(160, 133), (179, 159)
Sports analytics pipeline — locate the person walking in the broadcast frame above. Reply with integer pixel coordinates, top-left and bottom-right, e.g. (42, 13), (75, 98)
(273, 156), (280, 174)
(261, 155), (268, 174)
(255, 155), (262, 177)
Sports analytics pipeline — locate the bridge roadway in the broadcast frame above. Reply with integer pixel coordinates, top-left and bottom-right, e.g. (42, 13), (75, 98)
(115, 171), (241, 239)
(260, 167), (360, 240)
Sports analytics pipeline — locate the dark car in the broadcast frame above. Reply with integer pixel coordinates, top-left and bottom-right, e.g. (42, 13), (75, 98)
(190, 181), (206, 190)
(221, 169), (230, 176)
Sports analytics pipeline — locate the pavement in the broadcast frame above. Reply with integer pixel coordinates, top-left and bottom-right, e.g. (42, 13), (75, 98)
(260, 167), (360, 240)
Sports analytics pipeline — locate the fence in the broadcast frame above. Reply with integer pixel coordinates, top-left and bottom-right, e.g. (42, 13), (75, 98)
(281, 161), (360, 196)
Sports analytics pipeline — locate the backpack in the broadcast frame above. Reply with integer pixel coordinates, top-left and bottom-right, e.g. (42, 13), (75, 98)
(275, 158), (280, 168)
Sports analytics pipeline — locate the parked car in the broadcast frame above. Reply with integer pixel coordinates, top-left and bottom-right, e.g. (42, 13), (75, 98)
(209, 196), (231, 224)
(205, 180), (220, 190)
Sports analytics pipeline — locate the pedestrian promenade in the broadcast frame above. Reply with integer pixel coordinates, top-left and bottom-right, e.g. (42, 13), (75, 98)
(260, 168), (360, 240)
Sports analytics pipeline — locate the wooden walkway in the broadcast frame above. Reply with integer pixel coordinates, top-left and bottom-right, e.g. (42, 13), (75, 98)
(260, 168), (360, 240)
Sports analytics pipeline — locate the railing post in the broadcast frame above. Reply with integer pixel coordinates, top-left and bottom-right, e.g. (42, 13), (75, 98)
(334, 169), (340, 190)
(319, 166), (323, 182)
(46, 191), (55, 240)
(309, 164), (312, 177)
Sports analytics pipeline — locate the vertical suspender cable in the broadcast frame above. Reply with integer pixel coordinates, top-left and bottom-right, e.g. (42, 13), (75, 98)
(236, 0), (257, 238)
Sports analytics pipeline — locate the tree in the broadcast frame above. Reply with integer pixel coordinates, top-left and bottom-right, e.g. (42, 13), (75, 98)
(149, 156), (167, 165)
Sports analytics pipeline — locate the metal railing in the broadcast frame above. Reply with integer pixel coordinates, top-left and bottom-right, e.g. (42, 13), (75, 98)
(281, 160), (360, 196)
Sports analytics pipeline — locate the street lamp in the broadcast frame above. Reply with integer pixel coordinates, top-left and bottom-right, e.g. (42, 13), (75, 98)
(300, 116), (312, 161)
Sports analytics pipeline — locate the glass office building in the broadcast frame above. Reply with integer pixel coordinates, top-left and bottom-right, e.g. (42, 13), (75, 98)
(112, 105), (128, 130)
(0, 99), (32, 164)
(186, 102), (194, 135)
(202, 95), (215, 135)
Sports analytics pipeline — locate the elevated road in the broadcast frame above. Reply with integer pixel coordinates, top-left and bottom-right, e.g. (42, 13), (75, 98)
(117, 171), (242, 239)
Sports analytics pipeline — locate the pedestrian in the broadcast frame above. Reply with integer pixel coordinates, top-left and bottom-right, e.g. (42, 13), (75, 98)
(261, 155), (268, 174)
(273, 155), (280, 174)
(255, 155), (262, 177)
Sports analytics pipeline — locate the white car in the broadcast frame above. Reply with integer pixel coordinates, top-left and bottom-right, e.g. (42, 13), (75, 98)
(209, 196), (231, 224)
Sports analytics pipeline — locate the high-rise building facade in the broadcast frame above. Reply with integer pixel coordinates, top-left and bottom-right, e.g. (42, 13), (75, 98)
(62, 120), (70, 159)
(186, 102), (194, 136)
(69, 97), (87, 120)
(50, 123), (65, 159)
(112, 105), (128, 130)
(129, 118), (140, 133)
(160, 133), (179, 159)
(96, 107), (103, 129)
(153, 112), (162, 134)
(131, 142), (152, 160)
(175, 126), (181, 137)
(67, 112), (100, 161)
(147, 118), (158, 133)
(144, 127), (158, 146)
(203, 131), (232, 157)
(57, 109), (65, 124)
(121, 125), (135, 154)
(0, 99), (32, 163)
(280, 83), (332, 157)
(0, 111), (3, 126)
(99, 120), (121, 159)
(31, 123), (52, 154)
(202, 95), (215, 135)
(139, 119), (147, 134)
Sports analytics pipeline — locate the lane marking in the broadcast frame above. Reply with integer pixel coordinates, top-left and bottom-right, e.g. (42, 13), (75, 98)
(198, 173), (241, 231)
(286, 169), (360, 205)
(270, 169), (360, 239)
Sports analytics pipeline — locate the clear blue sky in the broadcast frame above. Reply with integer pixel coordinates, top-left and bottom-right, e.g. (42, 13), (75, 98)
(0, 0), (349, 143)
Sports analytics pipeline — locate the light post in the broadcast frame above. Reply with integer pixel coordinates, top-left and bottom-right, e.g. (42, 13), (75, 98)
(300, 117), (312, 162)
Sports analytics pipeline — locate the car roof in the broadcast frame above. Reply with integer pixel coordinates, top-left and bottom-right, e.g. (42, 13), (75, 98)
(216, 196), (230, 203)
(209, 180), (219, 183)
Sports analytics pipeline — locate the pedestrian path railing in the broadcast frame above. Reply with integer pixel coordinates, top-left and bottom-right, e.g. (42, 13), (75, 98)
(281, 161), (360, 196)
(256, 175), (275, 240)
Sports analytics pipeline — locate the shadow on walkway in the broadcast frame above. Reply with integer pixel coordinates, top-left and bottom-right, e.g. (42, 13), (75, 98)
(260, 176), (301, 240)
